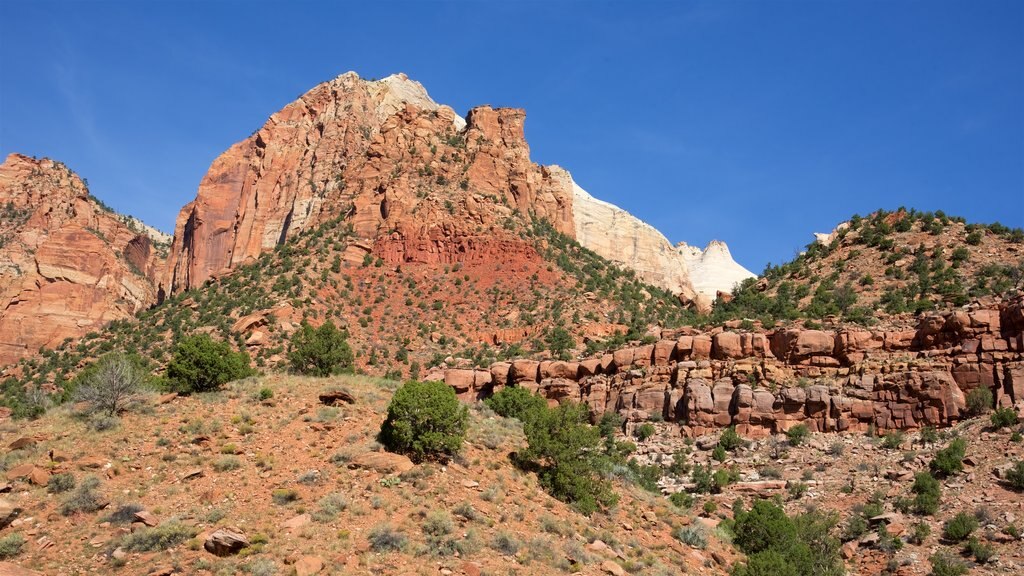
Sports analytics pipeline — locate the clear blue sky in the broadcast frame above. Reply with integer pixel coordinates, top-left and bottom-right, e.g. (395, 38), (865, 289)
(2, 0), (1022, 273)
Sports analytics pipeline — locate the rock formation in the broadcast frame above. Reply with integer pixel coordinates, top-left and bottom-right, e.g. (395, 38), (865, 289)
(438, 297), (1024, 436)
(164, 72), (752, 305)
(0, 154), (168, 365)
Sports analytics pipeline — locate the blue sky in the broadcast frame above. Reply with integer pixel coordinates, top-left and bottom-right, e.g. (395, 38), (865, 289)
(1, 0), (1021, 273)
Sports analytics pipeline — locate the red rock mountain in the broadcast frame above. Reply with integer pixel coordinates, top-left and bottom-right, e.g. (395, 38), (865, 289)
(0, 154), (168, 365)
(164, 72), (752, 304)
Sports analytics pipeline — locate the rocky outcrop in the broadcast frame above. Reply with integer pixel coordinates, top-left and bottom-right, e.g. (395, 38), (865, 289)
(677, 240), (756, 301)
(0, 154), (168, 365)
(164, 72), (752, 304)
(440, 298), (1024, 437)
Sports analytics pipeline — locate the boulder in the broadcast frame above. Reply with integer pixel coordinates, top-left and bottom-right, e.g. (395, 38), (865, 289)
(204, 528), (249, 556)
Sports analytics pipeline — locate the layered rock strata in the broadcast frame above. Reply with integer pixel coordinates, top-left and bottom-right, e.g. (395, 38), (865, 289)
(164, 72), (751, 303)
(0, 154), (168, 365)
(439, 298), (1024, 436)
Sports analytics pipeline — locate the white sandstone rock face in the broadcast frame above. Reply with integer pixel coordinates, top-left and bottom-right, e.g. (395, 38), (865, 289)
(568, 175), (754, 302)
(677, 240), (757, 298)
(814, 221), (850, 246)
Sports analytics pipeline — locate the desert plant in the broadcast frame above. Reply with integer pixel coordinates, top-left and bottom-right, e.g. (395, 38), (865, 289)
(167, 334), (253, 393)
(966, 387), (993, 416)
(929, 438), (967, 478)
(0, 533), (24, 559)
(312, 492), (348, 522)
(635, 422), (656, 441)
(881, 431), (905, 450)
(120, 521), (197, 551)
(786, 424), (809, 446)
(484, 385), (547, 423)
(490, 531), (521, 555)
(46, 472), (75, 494)
(928, 552), (968, 576)
(287, 320), (354, 376)
(669, 491), (693, 509)
(368, 524), (407, 552)
(59, 475), (105, 516)
(719, 426), (746, 451)
(73, 353), (146, 417)
(732, 499), (843, 576)
(942, 512), (977, 542)
(991, 407), (1019, 429)
(379, 380), (468, 462)
(911, 472), (941, 515)
(672, 525), (708, 549)
(965, 536), (994, 563)
(1005, 460), (1024, 490)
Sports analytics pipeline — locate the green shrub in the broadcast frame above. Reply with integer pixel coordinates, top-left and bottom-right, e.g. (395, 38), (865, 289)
(712, 444), (727, 462)
(966, 387), (993, 416)
(942, 512), (977, 542)
(880, 431), (904, 450)
(0, 533), (24, 559)
(368, 524), (407, 552)
(928, 552), (969, 576)
(732, 499), (843, 576)
(719, 426), (746, 451)
(47, 472), (76, 494)
(786, 424), (810, 446)
(213, 456), (241, 472)
(271, 488), (300, 505)
(120, 521), (197, 551)
(1006, 460), (1024, 490)
(380, 380), (468, 462)
(635, 422), (656, 441)
(911, 472), (941, 515)
(929, 438), (966, 478)
(965, 536), (994, 563)
(920, 426), (939, 445)
(672, 525), (707, 549)
(516, 401), (618, 515)
(59, 476), (105, 516)
(692, 463), (715, 494)
(484, 386), (547, 423)
(167, 334), (254, 393)
(991, 407), (1019, 429)
(909, 521), (931, 544)
(312, 492), (348, 522)
(287, 320), (354, 376)
(669, 491), (693, 509)
(490, 531), (521, 555)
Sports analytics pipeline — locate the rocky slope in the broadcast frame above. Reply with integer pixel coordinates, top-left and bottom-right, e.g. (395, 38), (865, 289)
(163, 72), (751, 307)
(0, 154), (168, 366)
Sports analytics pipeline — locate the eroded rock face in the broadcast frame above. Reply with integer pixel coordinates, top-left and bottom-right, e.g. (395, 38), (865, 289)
(0, 154), (168, 365)
(164, 72), (752, 304)
(442, 298), (1024, 436)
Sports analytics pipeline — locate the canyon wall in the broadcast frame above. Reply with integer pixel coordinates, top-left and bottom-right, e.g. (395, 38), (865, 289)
(0, 154), (167, 365)
(438, 298), (1024, 436)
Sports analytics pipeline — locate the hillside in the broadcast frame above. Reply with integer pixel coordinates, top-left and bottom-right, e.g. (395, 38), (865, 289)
(0, 374), (736, 576)
(711, 208), (1024, 328)
(0, 154), (169, 366)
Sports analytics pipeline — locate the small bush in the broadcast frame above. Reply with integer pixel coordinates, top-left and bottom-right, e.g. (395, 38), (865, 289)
(256, 387), (274, 401)
(47, 472), (76, 494)
(909, 521), (931, 544)
(213, 456), (241, 472)
(991, 407), (1019, 429)
(785, 424), (809, 446)
(287, 320), (354, 376)
(669, 491), (693, 509)
(312, 492), (347, 522)
(120, 521), (197, 551)
(380, 380), (468, 462)
(672, 525), (707, 549)
(719, 426), (746, 451)
(73, 353), (146, 417)
(491, 531), (521, 555)
(965, 536), (994, 563)
(368, 524), (407, 552)
(421, 510), (454, 537)
(929, 438), (966, 478)
(0, 533), (24, 559)
(911, 472), (941, 515)
(712, 444), (727, 462)
(1005, 460), (1024, 490)
(166, 334), (254, 394)
(928, 551), (969, 576)
(942, 512), (978, 542)
(881, 431), (904, 450)
(965, 387), (993, 416)
(920, 426), (939, 445)
(635, 422), (656, 441)
(271, 488), (300, 505)
(59, 476), (105, 516)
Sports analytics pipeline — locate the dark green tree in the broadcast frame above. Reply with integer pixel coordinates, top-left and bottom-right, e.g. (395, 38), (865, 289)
(287, 320), (354, 376)
(379, 380), (468, 462)
(166, 334), (254, 393)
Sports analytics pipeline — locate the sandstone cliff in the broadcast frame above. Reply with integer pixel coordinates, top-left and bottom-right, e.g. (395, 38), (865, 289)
(677, 240), (756, 300)
(438, 297), (1024, 436)
(164, 72), (752, 305)
(0, 154), (168, 365)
